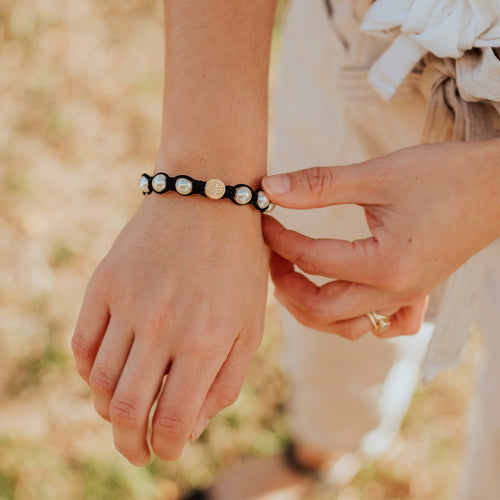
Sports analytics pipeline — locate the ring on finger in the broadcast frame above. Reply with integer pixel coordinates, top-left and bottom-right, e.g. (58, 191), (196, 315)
(366, 311), (391, 334)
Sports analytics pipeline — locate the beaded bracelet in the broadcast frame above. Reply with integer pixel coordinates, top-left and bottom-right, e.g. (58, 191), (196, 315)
(140, 172), (274, 213)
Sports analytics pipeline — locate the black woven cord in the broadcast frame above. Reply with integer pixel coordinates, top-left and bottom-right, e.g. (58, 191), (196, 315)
(141, 173), (270, 212)
(224, 184), (236, 200)
(166, 174), (176, 192)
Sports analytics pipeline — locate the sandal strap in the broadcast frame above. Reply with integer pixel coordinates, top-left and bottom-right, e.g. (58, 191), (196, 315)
(179, 488), (211, 500)
(283, 442), (321, 479)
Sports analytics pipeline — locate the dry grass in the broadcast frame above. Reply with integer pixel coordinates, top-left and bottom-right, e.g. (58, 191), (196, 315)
(0, 1), (480, 499)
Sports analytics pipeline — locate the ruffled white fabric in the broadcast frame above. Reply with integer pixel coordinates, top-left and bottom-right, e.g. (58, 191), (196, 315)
(360, 0), (500, 99)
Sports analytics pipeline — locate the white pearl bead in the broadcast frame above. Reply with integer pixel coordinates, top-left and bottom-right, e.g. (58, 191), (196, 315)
(139, 175), (150, 193)
(152, 173), (167, 192)
(175, 177), (193, 195)
(234, 186), (252, 205)
(256, 191), (270, 210)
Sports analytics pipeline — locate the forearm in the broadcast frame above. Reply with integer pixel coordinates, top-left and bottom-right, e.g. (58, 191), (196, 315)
(476, 137), (500, 243)
(157, 0), (277, 186)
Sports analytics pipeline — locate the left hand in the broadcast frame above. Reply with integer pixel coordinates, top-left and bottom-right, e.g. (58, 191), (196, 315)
(261, 140), (500, 340)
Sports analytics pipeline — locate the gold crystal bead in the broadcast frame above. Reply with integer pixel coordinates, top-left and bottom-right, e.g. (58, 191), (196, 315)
(205, 179), (226, 200)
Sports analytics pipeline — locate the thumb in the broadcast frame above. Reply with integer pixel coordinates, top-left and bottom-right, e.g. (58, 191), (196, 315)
(262, 164), (372, 209)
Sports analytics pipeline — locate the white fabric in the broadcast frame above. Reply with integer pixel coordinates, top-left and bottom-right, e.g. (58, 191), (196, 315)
(272, 0), (432, 456)
(361, 0), (500, 99)
(421, 256), (484, 382)
(275, 2), (500, 497)
(415, 55), (500, 380)
(458, 240), (500, 500)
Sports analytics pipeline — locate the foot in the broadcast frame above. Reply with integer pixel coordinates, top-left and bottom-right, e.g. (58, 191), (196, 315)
(182, 443), (338, 500)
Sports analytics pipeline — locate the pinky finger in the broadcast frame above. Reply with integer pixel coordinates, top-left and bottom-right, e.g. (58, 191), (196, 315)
(274, 290), (370, 340)
(71, 280), (110, 382)
(373, 297), (428, 339)
(190, 331), (261, 440)
(275, 292), (427, 340)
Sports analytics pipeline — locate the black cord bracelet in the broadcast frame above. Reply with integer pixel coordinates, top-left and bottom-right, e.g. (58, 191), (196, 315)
(140, 172), (274, 213)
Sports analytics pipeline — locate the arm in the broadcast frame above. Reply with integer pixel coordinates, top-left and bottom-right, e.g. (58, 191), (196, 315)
(261, 139), (500, 338)
(72, 0), (277, 465)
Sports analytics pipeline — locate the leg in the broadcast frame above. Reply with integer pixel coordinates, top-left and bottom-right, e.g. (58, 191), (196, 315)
(272, 0), (431, 464)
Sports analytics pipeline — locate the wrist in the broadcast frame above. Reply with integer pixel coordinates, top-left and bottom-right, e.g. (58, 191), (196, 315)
(140, 186), (264, 225)
(155, 144), (267, 188)
(138, 193), (267, 255)
(469, 138), (500, 239)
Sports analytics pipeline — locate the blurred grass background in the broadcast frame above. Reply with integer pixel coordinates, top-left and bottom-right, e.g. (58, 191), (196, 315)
(0, 0), (481, 498)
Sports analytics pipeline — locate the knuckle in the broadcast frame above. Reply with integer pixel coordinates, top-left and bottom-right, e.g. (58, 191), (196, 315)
(215, 385), (241, 410)
(341, 327), (364, 341)
(89, 364), (115, 396)
(84, 263), (113, 303)
(294, 248), (320, 275)
(295, 313), (316, 331)
(405, 325), (421, 336)
(404, 317), (423, 336)
(93, 402), (111, 422)
(303, 295), (333, 325)
(109, 395), (142, 428)
(71, 331), (93, 361)
(307, 303), (329, 325)
(142, 305), (175, 339)
(115, 444), (148, 466)
(90, 261), (114, 292)
(182, 334), (221, 361)
(153, 411), (189, 438)
(301, 166), (334, 202)
(245, 329), (264, 355)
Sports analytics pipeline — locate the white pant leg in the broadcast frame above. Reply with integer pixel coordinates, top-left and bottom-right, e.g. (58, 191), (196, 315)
(271, 0), (432, 455)
(457, 240), (500, 500)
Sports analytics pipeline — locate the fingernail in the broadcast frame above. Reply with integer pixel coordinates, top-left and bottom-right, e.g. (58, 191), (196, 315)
(262, 174), (290, 195)
(191, 418), (210, 441)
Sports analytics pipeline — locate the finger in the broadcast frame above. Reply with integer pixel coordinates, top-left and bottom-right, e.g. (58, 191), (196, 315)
(71, 283), (110, 383)
(263, 215), (380, 285)
(261, 163), (379, 209)
(274, 291), (370, 340)
(269, 252), (400, 322)
(151, 351), (222, 461)
(190, 331), (259, 441)
(374, 298), (428, 339)
(88, 319), (134, 422)
(276, 292), (426, 340)
(109, 340), (169, 467)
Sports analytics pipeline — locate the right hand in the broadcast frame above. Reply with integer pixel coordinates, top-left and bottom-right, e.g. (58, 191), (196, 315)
(72, 193), (268, 465)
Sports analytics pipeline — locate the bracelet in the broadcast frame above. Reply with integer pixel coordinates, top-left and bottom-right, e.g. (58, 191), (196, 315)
(140, 172), (274, 213)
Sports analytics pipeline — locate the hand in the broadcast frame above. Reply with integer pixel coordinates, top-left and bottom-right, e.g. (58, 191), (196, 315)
(72, 194), (268, 465)
(261, 140), (500, 340)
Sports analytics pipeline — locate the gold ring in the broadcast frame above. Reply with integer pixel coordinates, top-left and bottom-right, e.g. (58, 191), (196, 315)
(366, 311), (391, 334)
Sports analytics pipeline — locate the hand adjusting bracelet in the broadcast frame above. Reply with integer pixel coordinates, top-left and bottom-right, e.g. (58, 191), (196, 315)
(140, 173), (274, 213)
